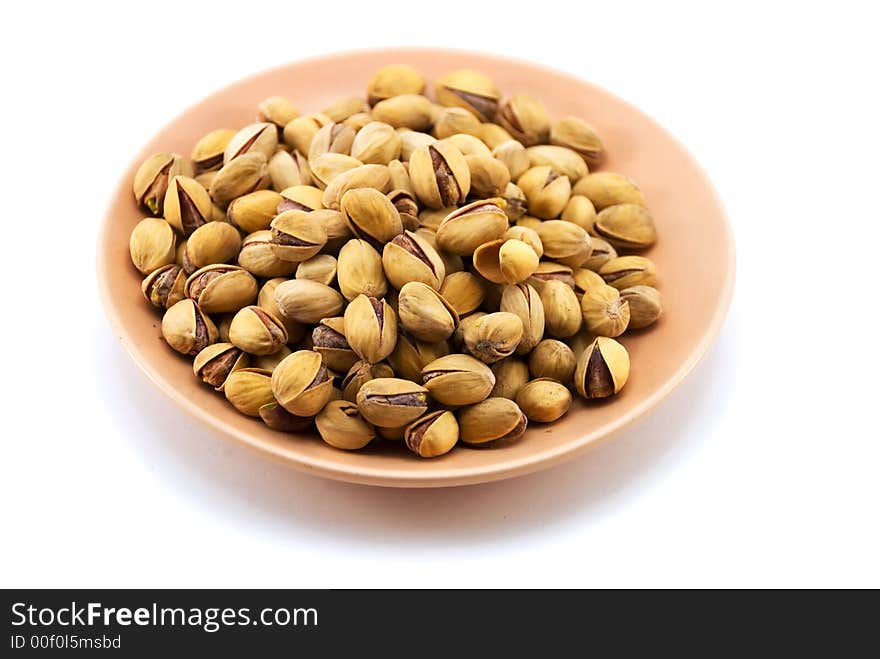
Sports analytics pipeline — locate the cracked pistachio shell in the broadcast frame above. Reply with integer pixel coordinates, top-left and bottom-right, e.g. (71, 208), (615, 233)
(316, 400), (375, 450)
(129, 218), (176, 275)
(350, 121), (402, 165)
(583, 237), (617, 271)
(405, 410), (459, 458)
(463, 312), (523, 364)
(518, 166), (572, 219)
(282, 112), (332, 156)
(539, 279), (583, 338)
(409, 142), (471, 209)
(183, 221), (241, 272)
(500, 283), (545, 355)
(268, 149), (313, 190)
(193, 342), (248, 390)
(307, 122), (356, 161)
(440, 271), (485, 316)
(435, 198), (508, 255)
(398, 282), (459, 342)
(399, 130), (437, 162)
(161, 299), (217, 356)
(337, 239), (387, 300)
(504, 225), (543, 258)
(142, 264), (186, 309)
(224, 123), (278, 164)
(278, 185), (324, 213)
(274, 279), (344, 324)
(435, 70), (500, 122)
(356, 378), (430, 428)
(458, 397), (528, 445)
(528, 339), (576, 383)
(322, 96), (370, 123)
(227, 190), (284, 234)
(191, 129), (235, 173)
(442, 133), (492, 157)
(599, 256), (657, 290)
(296, 254), (337, 287)
(209, 152), (269, 205)
(561, 195), (598, 233)
(321, 164), (391, 210)
(526, 260), (575, 291)
(259, 402), (314, 432)
(493, 140), (530, 181)
(271, 350), (334, 417)
(388, 189), (419, 231)
(184, 264), (258, 314)
(580, 284), (630, 337)
(421, 353), (495, 406)
(526, 145), (589, 182)
(388, 332), (449, 383)
(237, 231), (297, 278)
(367, 65), (426, 105)
(371, 94), (434, 131)
(269, 210), (328, 263)
(309, 153), (362, 189)
(551, 116), (604, 167)
(224, 368), (275, 416)
(516, 378), (572, 423)
(340, 360), (395, 403)
(619, 286), (663, 329)
(433, 107), (482, 139)
(573, 268), (606, 298)
(312, 317), (358, 373)
(229, 305), (288, 355)
(344, 295), (398, 364)
(257, 96), (299, 130)
(535, 220), (592, 268)
(489, 358), (530, 400)
(575, 337), (630, 399)
(164, 175), (212, 235)
(498, 94), (550, 146)
(133, 152), (192, 215)
(340, 187), (403, 249)
(474, 239), (539, 285)
(572, 172), (646, 211)
(501, 182), (528, 221)
(466, 154), (511, 197)
(382, 230), (445, 291)
(594, 203), (658, 250)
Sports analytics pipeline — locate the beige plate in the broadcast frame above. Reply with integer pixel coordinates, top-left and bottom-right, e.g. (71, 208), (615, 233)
(98, 49), (735, 488)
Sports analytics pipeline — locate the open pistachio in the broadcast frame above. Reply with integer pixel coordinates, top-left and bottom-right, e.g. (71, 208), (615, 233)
(316, 400), (375, 450)
(322, 164), (392, 210)
(193, 343), (248, 390)
(528, 339), (576, 383)
(228, 305), (288, 355)
(599, 256), (657, 290)
(224, 122), (278, 164)
(161, 299), (217, 356)
(129, 218), (176, 275)
(142, 264), (186, 309)
(274, 279), (345, 324)
(367, 65), (426, 105)
(269, 210), (328, 263)
(258, 96), (299, 132)
(307, 122), (356, 162)
(278, 184), (324, 213)
(340, 187), (403, 249)
(462, 312), (523, 363)
(227, 190), (283, 234)
(296, 254), (338, 287)
(433, 107), (481, 139)
(272, 350), (334, 416)
(498, 94), (550, 146)
(421, 353), (495, 406)
(435, 70), (500, 122)
(209, 152), (269, 206)
(343, 295), (398, 364)
(516, 379), (572, 423)
(489, 358), (530, 400)
(282, 112), (332, 156)
(551, 116), (604, 166)
(574, 337), (630, 400)
(133, 152), (192, 215)
(583, 237), (617, 272)
(340, 361), (395, 403)
(409, 142), (471, 209)
(539, 279), (582, 338)
(492, 140), (530, 181)
(337, 239), (388, 300)
(458, 397), (528, 445)
(388, 332), (449, 383)
(382, 230), (445, 290)
(504, 225), (543, 258)
(397, 282), (459, 342)
(311, 317), (358, 373)
(499, 283), (545, 355)
(191, 130), (235, 173)
(184, 264), (258, 314)
(405, 410), (459, 458)
(435, 198), (508, 255)
(237, 231), (298, 278)
(580, 284), (630, 337)
(526, 145), (588, 181)
(356, 377), (429, 428)
(371, 94), (435, 131)
(526, 261), (575, 291)
(268, 150), (313, 189)
(572, 172), (646, 211)
(350, 121), (402, 165)
(619, 286), (663, 329)
(474, 239), (539, 285)
(562, 195), (598, 233)
(259, 402), (313, 432)
(465, 154), (510, 197)
(183, 221), (241, 273)
(500, 182), (528, 221)
(164, 176), (212, 236)
(518, 166), (572, 219)
(224, 368), (275, 417)
(594, 204), (658, 250)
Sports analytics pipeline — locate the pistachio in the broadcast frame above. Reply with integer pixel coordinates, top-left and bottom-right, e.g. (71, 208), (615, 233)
(619, 286), (663, 329)
(271, 350), (334, 416)
(268, 150), (313, 189)
(163, 176), (212, 236)
(504, 225), (543, 258)
(500, 182), (528, 221)
(458, 397), (528, 445)
(473, 239), (539, 285)
(311, 209), (353, 252)
(435, 70), (500, 122)
(526, 261), (575, 291)
(528, 339), (576, 383)
(478, 123), (515, 150)
(551, 116), (604, 167)
(224, 368), (275, 417)
(599, 256), (657, 290)
(435, 198), (508, 255)
(433, 107), (481, 139)
(499, 283), (545, 355)
(409, 142), (471, 209)
(572, 172), (645, 211)
(462, 311), (523, 363)
(310, 317), (358, 373)
(278, 184), (324, 213)
(387, 160), (415, 195)
(129, 218), (176, 275)
(436, 271), (483, 317)
(269, 210), (328, 263)
(133, 152), (192, 215)
(307, 122), (356, 162)
(321, 96), (370, 123)
(594, 204), (658, 249)
(296, 254), (338, 287)
(489, 358), (531, 400)
(465, 154), (511, 197)
(161, 299), (217, 356)
(237, 230), (298, 278)
(356, 378), (429, 428)
(574, 337), (630, 400)
(316, 400), (375, 449)
(184, 264), (258, 314)
(274, 279), (345, 324)
(183, 221), (242, 272)
(526, 145), (588, 182)
(371, 94), (435, 131)
(518, 166), (572, 219)
(309, 153), (363, 189)
(282, 112), (332, 156)
(405, 410), (459, 458)
(580, 284), (630, 337)
(539, 279), (582, 338)
(573, 268), (606, 298)
(209, 152), (269, 205)
(516, 379), (572, 423)
(193, 343), (248, 390)
(224, 123), (278, 164)
(382, 230), (445, 290)
(350, 121), (402, 165)
(367, 65), (426, 105)
(388, 189), (420, 230)
(257, 96), (299, 132)
(142, 264), (186, 309)
(340, 187), (403, 249)
(421, 354), (495, 406)
(583, 237), (617, 272)
(191, 130), (235, 173)
(259, 402), (313, 432)
(498, 94), (550, 146)
(388, 332), (449, 383)
(228, 305), (288, 355)
(337, 239), (388, 300)
(516, 215), (543, 230)
(343, 295), (398, 364)
(491, 140), (529, 181)
(321, 164), (391, 210)
(561, 195), (598, 233)
(441, 133), (492, 158)
(535, 220), (592, 268)
(340, 360), (395, 403)
(397, 281), (459, 342)
(227, 190), (283, 233)
(399, 130), (437, 161)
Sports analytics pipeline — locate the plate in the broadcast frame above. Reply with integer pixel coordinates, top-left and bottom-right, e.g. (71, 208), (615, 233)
(98, 49), (735, 487)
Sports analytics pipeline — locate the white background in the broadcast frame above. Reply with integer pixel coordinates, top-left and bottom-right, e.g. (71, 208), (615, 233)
(1, 1), (878, 588)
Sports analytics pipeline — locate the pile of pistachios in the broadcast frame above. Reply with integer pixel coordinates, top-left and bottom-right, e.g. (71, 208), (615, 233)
(128, 65), (662, 458)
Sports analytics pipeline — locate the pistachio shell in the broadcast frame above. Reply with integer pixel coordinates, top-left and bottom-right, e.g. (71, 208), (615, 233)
(224, 368), (275, 416)
(356, 378), (429, 428)
(457, 397), (527, 445)
(404, 410), (459, 458)
(316, 400), (375, 449)
(229, 305), (289, 355)
(382, 230), (446, 291)
(572, 172), (646, 211)
(184, 265), (258, 314)
(271, 350), (334, 416)
(594, 204), (657, 249)
(516, 379), (572, 423)
(421, 353), (495, 406)
(343, 295), (398, 364)
(599, 256), (657, 290)
(574, 337), (630, 399)
(367, 65), (426, 105)
(224, 122), (278, 164)
(337, 239), (388, 300)
(274, 279), (345, 324)
(164, 176), (212, 236)
(435, 198), (508, 256)
(129, 218), (176, 275)
(398, 281), (459, 342)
